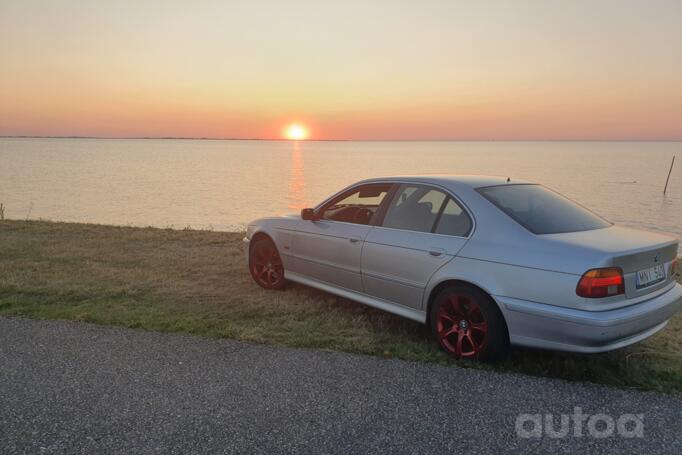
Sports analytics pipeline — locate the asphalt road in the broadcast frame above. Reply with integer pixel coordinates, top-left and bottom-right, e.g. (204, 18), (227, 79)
(0, 318), (680, 454)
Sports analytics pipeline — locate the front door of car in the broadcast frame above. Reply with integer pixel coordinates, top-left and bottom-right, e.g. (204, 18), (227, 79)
(291, 183), (393, 292)
(361, 184), (473, 309)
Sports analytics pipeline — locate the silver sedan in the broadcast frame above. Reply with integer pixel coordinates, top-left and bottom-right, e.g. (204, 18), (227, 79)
(244, 175), (681, 361)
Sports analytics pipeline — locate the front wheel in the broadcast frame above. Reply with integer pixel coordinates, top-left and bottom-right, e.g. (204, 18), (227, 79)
(429, 284), (509, 362)
(249, 238), (286, 290)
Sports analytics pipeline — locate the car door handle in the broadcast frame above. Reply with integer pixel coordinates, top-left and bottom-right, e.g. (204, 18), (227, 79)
(349, 236), (362, 244)
(428, 248), (446, 257)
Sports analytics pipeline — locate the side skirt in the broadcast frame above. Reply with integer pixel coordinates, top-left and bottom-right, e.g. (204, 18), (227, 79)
(285, 271), (427, 324)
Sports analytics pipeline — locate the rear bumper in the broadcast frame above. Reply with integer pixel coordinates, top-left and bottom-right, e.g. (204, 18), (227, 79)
(495, 282), (682, 353)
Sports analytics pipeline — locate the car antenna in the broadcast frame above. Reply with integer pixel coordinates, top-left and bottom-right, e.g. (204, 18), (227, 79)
(506, 177), (510, 182)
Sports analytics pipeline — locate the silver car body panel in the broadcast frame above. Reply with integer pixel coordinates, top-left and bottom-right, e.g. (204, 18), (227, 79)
(496, 282), (682, 353)
(245, 175), (682, 353)
(361, 227), (466, 310)
(289, 220), (371, 292)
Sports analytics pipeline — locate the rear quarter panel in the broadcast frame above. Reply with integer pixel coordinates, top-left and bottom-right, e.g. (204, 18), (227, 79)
(423, 256), (583, 310)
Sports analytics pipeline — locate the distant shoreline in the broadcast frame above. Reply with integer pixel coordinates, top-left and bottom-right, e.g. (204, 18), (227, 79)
(1, 136), (680, 142)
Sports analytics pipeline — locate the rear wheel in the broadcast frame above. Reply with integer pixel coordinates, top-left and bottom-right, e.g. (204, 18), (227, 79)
(249, 238), (286, 290)
(429, 284), (509, 362)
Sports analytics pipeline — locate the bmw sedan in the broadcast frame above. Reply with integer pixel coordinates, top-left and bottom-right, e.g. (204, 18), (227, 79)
(244, 175), (681, 361)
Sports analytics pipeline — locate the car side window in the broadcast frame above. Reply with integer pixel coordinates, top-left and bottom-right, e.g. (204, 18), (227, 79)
(319, 184), (391, 225)
(382, 185), (447, 233)
(434, 198), (472, 237)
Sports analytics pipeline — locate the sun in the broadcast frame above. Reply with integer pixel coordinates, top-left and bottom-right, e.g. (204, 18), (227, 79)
(284, 123), (309, 140)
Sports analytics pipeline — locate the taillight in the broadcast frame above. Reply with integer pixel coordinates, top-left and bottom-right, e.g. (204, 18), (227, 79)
(672, 258), (679, 276)
(576, 267), (625, 298)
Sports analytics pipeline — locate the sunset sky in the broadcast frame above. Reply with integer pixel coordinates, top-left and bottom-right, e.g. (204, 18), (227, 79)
(1, 0), (681, 140)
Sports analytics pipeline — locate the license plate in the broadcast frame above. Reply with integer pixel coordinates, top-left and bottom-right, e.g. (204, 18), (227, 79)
(636, 264), (666, 289)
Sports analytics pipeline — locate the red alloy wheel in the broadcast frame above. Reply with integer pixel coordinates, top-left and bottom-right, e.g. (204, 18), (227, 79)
(436, 293), (489, 358)
(250, 240), (284, 289)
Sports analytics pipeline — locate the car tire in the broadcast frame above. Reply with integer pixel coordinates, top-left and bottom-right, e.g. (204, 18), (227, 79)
(249, 237), (287, 290)
(429, 284), (509, 362)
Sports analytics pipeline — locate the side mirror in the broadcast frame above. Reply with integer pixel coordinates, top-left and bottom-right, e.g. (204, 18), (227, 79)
(301, 208), (319, 221)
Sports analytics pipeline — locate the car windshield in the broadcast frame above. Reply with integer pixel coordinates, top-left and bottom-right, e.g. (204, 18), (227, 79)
(477, 184), (611, 234)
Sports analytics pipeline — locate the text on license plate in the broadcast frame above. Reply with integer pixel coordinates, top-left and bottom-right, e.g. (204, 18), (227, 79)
(636, 264), (665, 289)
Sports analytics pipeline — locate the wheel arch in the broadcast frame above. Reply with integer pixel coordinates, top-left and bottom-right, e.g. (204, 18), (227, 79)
(248, 225), (295, 273)
(425, 278), (509, 338)
(249, 231), (274, 250)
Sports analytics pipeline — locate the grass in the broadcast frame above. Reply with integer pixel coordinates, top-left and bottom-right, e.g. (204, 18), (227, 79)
(1, 219), (681, 393)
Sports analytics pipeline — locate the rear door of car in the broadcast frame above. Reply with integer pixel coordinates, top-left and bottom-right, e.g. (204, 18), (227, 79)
(291, 183), (394, 292)
(361, 183), (473, 309)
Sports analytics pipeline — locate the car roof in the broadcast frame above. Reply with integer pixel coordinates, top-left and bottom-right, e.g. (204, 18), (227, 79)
(357, 174), (535, 190)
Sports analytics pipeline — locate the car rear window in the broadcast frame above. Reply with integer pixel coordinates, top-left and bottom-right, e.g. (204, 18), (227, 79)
(477, 184), (611, 234)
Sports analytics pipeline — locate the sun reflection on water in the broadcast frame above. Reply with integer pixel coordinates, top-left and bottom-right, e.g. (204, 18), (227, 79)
(287, 141), (307, 210)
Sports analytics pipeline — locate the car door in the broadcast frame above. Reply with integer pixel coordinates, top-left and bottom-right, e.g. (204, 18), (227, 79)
(361, 184), (473, 309)
(291, 183), (394, 292)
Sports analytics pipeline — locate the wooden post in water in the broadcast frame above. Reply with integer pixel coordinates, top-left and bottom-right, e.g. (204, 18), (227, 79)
(663, 155), (675, 195)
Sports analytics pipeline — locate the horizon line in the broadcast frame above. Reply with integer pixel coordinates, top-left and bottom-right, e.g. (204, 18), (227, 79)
(1, 135), (681, 143)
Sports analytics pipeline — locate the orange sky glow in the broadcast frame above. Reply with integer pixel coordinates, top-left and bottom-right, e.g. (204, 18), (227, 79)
(1, 0), (681, 141)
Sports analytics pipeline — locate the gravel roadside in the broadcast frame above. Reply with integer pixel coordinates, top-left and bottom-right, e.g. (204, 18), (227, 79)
(0, 317), (680, 454)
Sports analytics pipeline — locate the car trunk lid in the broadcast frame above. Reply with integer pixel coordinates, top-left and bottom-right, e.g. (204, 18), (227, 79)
(543, 225), (678, 299)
